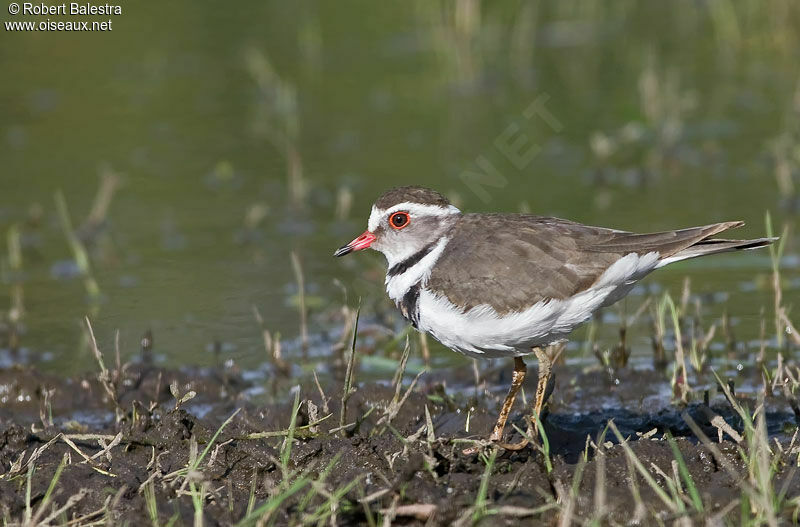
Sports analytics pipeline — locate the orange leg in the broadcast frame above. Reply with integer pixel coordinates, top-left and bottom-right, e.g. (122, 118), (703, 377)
(532, 346), (553, 424)
(498, 347), (555, 451)
(463, 350), (555, 454)
(489, 357), (527, 442)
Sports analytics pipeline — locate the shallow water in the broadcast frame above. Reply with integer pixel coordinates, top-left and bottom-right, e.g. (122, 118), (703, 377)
(1, 1), (799, 379)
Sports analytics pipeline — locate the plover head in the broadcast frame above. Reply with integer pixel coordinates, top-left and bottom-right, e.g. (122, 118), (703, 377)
(334, 186), (461, 268)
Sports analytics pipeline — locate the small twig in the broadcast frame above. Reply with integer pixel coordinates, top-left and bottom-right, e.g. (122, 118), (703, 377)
(60, 436), (116, 477)
(1, 433), (62, 479)
(55, 191), (100, 300)
(497, 504), (559, 517)
(663, 294), (690, 402)
(82, 166), (120, 233)
(330, 406), (375, 436)
(608, 421), (676, 511)
(253, 304), (289, 372)
(60, 495), (109, 526)
(339, 308), (360, 436)
(380, 504), (436, 521)
(290, 251), (309, 355)
(84, 317), (122, 418)
(682, 412), (761, 501)
(243, 413), (332, 439)
(90, 432), (123, 461)
(60, 433), (118, 441)
(312, 370), (330, 414)
(36, 488), (88, 526)
(360, 488), (391, 504)
(391, 337), (411, 393)
(327, 422), (357, 435)
(627, 297), (652, 327)
(374, 370), (425, 432)
(698, 405), (743, 444)
(779, 309), (800, 346)
(424, 405), (435, 443)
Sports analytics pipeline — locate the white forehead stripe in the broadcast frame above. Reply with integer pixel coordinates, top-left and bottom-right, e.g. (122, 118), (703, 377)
(367, 202), (461, 232)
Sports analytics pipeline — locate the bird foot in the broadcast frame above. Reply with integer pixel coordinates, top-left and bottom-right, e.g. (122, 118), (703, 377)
(461, 437), (531, 455)
(495, 437), (530, 451)
(461, 426), (533, 455)
(461, 440), (492, 455)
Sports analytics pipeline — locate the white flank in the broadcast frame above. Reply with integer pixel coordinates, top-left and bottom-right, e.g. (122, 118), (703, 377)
(368, 202), (461, 232)
(417, 252), (661, 359)
(385, 236), (450, 302)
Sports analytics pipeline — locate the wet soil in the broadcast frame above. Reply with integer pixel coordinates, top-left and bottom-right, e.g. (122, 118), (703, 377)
(1, 358), (798, 525)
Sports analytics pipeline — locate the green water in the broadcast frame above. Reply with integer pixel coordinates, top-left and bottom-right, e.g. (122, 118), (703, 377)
(1, 1), (798, 374)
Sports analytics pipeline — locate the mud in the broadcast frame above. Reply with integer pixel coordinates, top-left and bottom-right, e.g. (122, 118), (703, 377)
(1, 357), (799, 525)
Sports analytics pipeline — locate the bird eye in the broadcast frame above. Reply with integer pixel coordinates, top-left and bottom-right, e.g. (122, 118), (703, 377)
(389, 211), (410, 230)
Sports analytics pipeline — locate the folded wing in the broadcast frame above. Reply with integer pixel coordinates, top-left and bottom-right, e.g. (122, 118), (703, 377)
(426, 214), (773, 314)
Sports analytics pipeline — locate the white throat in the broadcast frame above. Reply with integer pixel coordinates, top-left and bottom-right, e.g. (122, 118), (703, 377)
(385, 236), (450, 302)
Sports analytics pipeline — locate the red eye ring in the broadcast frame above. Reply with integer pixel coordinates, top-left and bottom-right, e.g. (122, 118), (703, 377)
(389, 211), (410, 230)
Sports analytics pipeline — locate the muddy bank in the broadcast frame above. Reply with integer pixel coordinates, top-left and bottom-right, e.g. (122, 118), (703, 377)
(1, 357), (799, 525)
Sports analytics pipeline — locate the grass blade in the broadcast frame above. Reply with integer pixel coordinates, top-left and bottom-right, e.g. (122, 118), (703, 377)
(473, 448), (497, 522)
(339, 308), (360, 435)
(281, 389), (301, 468)
(193, 408), (241, 470)
(665, 432), (704, 513)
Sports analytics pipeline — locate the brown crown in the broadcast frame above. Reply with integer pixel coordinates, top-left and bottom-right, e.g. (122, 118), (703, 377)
(374, 186), (451, 209)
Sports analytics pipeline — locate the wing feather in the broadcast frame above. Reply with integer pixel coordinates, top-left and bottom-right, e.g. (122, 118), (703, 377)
(426, 215), (749, 314)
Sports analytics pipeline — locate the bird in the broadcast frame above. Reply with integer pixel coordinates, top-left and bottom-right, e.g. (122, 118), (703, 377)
(334, 186), (774, 450)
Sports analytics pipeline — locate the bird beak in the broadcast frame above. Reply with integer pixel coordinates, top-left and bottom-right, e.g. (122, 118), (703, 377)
(334, 230), (376, 257)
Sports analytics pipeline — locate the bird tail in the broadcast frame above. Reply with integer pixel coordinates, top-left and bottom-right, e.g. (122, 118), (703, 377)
(656, 221), (776, 267)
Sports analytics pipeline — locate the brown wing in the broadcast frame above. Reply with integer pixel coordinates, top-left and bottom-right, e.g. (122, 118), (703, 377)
(426, 214), (746, 314)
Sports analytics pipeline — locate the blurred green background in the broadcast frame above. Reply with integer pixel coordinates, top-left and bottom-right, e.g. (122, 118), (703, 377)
(1, 1), (798, 375)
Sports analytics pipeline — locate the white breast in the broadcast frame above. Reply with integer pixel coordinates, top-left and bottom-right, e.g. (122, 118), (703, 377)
(384, 237), (450, 303)
(416, 252), (660, 359)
